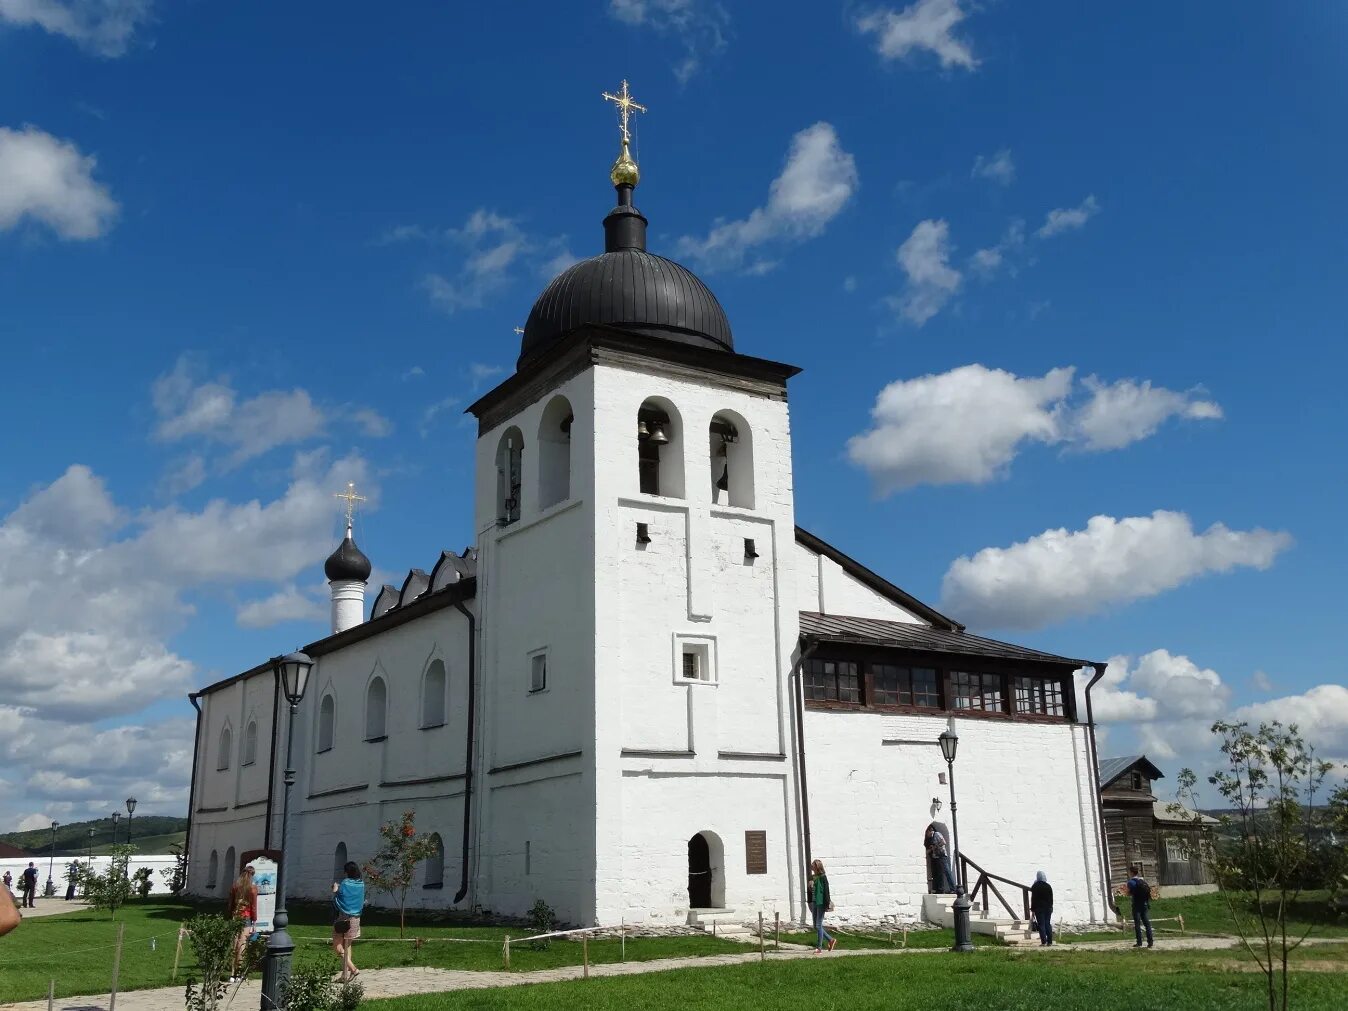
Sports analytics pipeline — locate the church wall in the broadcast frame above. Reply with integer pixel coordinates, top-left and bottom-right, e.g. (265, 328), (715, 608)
(803, 709), (1109, 924)
(794, 542), (926, 625)
(590, 361), (804, 924)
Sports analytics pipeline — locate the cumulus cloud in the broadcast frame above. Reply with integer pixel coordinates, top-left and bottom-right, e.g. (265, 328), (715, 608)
(889, 218), (961, 324)
(676, 122), (858, 274)
(236, 585), (327, 629)
(855, 0), (978, 70)
(847, 364), (1224, 493)
(608, 0), (729, 83)
(1037, 194), (1100, 238)
(942, 511), (1293, 630)
(0, 0), (153, 57)
(0, 125), (118, 239)
(1080, 651), (1232, 754)
(968, 218), (1025, 279)
(1236, 685), (1348, 760)
(972, 148), (1014, 185)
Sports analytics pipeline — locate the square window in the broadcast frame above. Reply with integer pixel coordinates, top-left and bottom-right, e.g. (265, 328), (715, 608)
(529, 652), (548, 693)
(803, 658), (860, 704)
(672, 635), (716, 685)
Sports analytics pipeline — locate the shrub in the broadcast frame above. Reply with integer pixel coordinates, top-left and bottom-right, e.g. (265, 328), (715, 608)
(282, 957), (363, 1011)
(528, 898), (557, 951)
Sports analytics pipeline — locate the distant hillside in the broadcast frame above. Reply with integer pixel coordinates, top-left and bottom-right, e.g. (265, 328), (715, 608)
(0, 815), (188, 856)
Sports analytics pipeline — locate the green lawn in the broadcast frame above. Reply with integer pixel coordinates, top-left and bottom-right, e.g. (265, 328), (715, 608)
(1108, 891), (1348, 939)
(368, 946), (1348, 1011)
(773, 926), (999, 948)
(0, 901), (746, 1002)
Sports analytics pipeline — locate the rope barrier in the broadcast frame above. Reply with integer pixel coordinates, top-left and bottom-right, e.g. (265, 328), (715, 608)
(0, 928), (182, 965)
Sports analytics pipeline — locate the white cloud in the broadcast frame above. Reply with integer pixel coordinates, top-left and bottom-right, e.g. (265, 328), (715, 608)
(420, 396), (460, 436)
(1250, 669), (1273, 693)
(1037, 194), (1100, 238)
(890, 218), (961, 325)
(352, 408), (393, 438)
(941, 511), (1293, 630)
(676, 122), (857, 273)
(236, 586), (326, 629)
(158, 454), (207, 497)
(608, 0), (729, 83)
(972, 148), (1014, 185)
(542, 247), (580, 279)
(855, 0), (978, 70)
(0, 0), (153, 57)
(468, 363), (505, 391)
(401, 366), (425, 381)
(847, 364), (1226, 493)
(1236, 685), (1348, 760)
(968, 218), (1025, 279)
(418, 209), (532, 313)
(0, 125), (118, 239)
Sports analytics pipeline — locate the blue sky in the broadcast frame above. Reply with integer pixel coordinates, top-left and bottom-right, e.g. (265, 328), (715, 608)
(1, 1), (1345, 830)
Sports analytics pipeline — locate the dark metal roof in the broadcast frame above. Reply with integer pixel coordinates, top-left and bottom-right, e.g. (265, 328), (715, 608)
(1098, 754), (1165, 789)
(520, 249), (733, 368)
(795, 526), (963, 632)
(798, 611), (1089, 667)
(323, 533), (371, 582)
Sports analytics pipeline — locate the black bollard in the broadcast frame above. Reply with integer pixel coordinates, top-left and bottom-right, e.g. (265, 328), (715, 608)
(951, 886), (975, 953)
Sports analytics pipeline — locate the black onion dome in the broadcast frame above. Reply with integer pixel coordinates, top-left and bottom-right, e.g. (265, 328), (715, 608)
(518, 180), (733, 368)
(324, 531), (371, 582)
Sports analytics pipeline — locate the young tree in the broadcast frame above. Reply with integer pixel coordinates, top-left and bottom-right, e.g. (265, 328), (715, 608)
(362, 810), (438, 938)
(1175, 720), (1336, 1011)
(77, 844), (136, 918)
(160, 842), (188, 896)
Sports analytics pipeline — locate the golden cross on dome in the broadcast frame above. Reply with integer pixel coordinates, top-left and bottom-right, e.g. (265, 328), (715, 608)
(602, 79), (646, 145)
(334, 482), (365, 527)
(513, 326), (525, 336)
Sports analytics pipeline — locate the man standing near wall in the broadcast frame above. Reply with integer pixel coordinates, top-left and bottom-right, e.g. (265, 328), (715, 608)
(19, 863), (38, 908)
(1127, 864), (1154, 948)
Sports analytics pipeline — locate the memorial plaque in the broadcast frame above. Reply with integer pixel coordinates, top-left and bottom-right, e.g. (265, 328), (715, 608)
(745, 830), (768, 875)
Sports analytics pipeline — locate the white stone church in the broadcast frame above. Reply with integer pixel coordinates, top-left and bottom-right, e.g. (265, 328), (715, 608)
(185, 119), (1114, 929)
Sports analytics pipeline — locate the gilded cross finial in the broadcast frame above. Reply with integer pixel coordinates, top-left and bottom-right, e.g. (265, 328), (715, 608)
(602, 79), (646, 145)
(513, 326), (525, 336)
(334, 481), (366, 529)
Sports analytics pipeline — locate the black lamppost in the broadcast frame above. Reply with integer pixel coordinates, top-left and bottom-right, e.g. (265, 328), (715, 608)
(111, 811), (121, 847)
(261, 650), (314, 1009)
(46, 821), (60, 895)
(87, 828), (95, 863)
(939, 724), (974, 953)
(125, 797), (137, 847)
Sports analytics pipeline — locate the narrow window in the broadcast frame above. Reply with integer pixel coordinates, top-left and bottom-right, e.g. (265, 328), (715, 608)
(538, 395), (573, 510)
(422, 660), (447, 728)
(1130, 771), (1144, 791)
(424, 833), (445, 888)
(709, 412), (754, 508)
(529, 652), (548, 693)
(637, 399), (684, 498)
(525, 840), (532, 876)
(495, 426), (524, 525)
(241, 720), (258, 766)
(317, 694), (335, 752)
(223, 847), (235, 889)
(217, 726), (232, 771)
(675, 639), (715, 684)
(366, 676), (388, 740)
(334, 842), (348, 879)
(207, 850), (219, 888)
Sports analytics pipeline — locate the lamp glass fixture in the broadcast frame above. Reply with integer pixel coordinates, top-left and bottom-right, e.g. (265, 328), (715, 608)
(276, 650), (315, 705)
(938, 728), (959, 764)
(126, 797), (137, 816)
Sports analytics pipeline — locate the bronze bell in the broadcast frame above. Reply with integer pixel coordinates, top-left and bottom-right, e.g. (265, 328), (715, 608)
(649, 423), (670, 445)
(637, 419), (650, 440)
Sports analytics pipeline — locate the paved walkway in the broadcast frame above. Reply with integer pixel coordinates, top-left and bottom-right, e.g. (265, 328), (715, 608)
(12, 900), (91, 921)
(6, 933), (1344, 1010)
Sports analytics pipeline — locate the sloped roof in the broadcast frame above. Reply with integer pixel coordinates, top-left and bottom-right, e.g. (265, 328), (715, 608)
(1153, 800), (1218, 825)
(0, 841), (30, 858)
(798, 611), (1088, 667)
(1098, 754), (1165, 789)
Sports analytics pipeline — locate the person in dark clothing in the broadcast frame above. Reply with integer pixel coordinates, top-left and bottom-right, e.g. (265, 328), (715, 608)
(924, 823), (956, 893)
(1030, 870), (1054, 945)
(807, 859), (836, 952)
(1127, 864), (1154, 947)
(20, 863), (38, 908)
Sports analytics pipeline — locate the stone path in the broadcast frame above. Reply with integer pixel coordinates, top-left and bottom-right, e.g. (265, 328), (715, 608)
(5, 933), (1344, 1010)
(12, 900), (91, 921)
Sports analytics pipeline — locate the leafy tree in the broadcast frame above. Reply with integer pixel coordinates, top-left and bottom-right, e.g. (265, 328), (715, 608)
(363, 810), (438, 938)
(1175, 720), (1337, 1011)
(76, 844), (136, 918)
(160, 842), (188, 895)
(183, 913), (265, 1011)
(132, 866), (155, 898)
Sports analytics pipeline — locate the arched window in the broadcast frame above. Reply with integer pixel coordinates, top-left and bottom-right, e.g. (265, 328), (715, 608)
(709, 411), (754, 509)
(422, 660), (446, 728)
(241, 720), (258, 766)
(317, 694), (336, 753)
(537, 395), (573, 509)
(423, 832), (445, 888)
(207, 850), (219, 888)
(495, 426), (524, 525)
(217, 726), (232, 771)
(365, 676), (388, 740)
(223, 846), (236, 891)
(637, 398), (684, 498)
(334, 842), (348, 880)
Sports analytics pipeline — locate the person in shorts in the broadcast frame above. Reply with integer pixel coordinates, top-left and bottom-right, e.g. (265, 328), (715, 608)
(332, 861), (366, 982)
(227, 865), (257, 982)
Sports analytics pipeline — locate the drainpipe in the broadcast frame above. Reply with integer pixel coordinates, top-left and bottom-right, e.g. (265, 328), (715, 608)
(789, 637), (820, 908)
(453, 600), (477, 905)
(263, 676), (280, 849)
(185, 693), (203, 882)
(1083, 662), (1118, 916)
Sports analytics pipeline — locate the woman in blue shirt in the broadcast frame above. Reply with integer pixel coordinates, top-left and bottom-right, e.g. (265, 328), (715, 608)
(331, 861), (366, 982)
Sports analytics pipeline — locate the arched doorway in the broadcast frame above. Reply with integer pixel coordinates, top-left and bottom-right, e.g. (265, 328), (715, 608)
(687, 831), (725, 909)
(688, 833), (711, 908)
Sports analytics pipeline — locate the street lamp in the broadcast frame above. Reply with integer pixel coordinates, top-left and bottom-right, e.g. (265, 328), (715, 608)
(88, 828), (95, 863)
(46, 821), (60, 896)
(938, 723), (974, 953)
(261, 650), (314, 1008)
(111, 811), (121, 847)
(125, 797), (137, 847)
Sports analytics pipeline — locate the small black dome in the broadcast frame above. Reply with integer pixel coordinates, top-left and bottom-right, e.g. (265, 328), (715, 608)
(325, 532), (371, 582)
